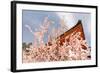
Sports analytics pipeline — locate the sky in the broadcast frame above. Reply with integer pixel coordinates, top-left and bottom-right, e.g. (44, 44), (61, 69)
(22, 10), (91, 46)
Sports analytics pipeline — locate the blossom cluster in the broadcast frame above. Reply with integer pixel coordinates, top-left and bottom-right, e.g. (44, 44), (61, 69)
(22, 31), (91, 63)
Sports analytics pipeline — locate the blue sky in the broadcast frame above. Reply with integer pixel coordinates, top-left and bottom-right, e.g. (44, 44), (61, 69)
(22, 10), (91, 46)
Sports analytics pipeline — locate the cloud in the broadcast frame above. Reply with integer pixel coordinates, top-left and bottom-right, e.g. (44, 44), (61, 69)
(56, 12), (76, 29)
